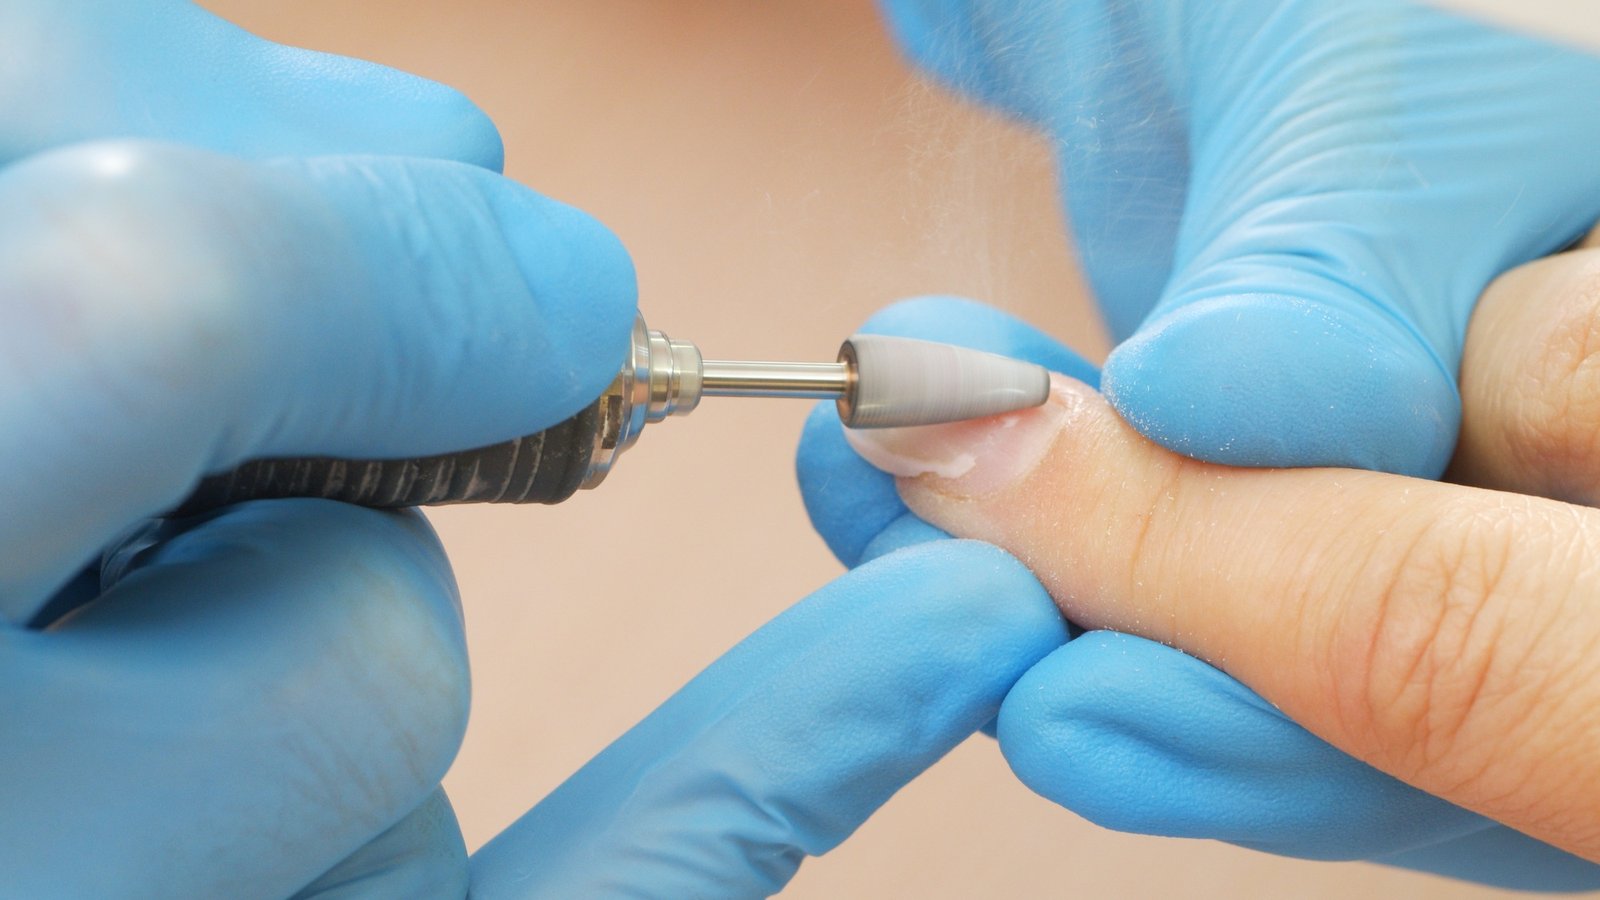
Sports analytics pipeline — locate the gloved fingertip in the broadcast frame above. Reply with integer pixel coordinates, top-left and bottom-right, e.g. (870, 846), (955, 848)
(871, 539), (1070, 682)
(1103, 296), (1458, 477)
(255, 43), (505, 170)
(412, 84), (504, 173)
(479, 176), (638, 416)
(798, 401), (907, 567)
(858, 514), (949, 564)
(996, 635), (1169, 832)
(873, 1), (1042, 120)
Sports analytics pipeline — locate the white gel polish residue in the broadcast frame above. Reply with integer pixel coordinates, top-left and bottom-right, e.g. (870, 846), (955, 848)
(843, 375), (1084, 497)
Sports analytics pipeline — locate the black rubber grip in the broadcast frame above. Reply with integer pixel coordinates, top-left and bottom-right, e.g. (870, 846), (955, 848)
(169, 400), (602, 516)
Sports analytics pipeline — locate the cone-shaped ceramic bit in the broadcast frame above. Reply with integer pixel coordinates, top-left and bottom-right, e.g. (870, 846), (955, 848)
(835, 334), (1049, 428)
(173, 315), (1052, 514)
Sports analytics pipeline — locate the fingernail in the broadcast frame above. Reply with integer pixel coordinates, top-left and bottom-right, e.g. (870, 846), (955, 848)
(844, 374), (1080, 498)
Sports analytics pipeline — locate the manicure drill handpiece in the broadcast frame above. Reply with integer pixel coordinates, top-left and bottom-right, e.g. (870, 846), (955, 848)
(172, 315), (1051, 514)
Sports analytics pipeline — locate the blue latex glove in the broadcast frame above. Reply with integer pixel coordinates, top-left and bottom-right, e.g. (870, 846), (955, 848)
(878, 0), (1600, 479)
(796, 297), (1600, 891)
(801, 0), (1600, 887)
(1, 0), (504, 168)
(8, 5), (1071, 896)
(0, 2), (632, 894)
(471, 539), (1067, 897)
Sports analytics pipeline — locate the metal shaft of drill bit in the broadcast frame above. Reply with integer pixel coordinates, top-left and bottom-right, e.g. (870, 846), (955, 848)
(699, 360), (852, 399)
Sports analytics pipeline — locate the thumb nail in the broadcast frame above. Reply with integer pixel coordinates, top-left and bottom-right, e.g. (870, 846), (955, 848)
(844, 374), (1080, 498)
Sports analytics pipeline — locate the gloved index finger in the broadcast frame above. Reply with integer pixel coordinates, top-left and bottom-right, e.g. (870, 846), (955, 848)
(471, 539), (1068, 897)
(0, 140), (636, 623)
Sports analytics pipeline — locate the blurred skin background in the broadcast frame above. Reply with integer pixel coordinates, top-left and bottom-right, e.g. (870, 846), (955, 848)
(200, 2), (1574, 896)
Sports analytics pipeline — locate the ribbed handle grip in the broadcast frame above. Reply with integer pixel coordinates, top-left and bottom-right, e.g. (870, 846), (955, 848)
(169, 401), (601, 516)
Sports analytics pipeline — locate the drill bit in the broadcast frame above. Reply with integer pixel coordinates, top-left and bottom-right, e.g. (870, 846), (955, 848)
(173, 316), (1053, 513)
(698, 335), (1050, 427)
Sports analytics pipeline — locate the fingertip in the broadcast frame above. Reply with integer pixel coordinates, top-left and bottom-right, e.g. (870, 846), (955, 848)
(407, 82), (504, 173)
(872, 0), (1042, 119)
(832, 540), (1066, 683)
(478, 173), (638, 420)
(797, 401), (907, 566)
(428, 86), (505, 173)
(236, 155), (638, 451)
(1103, 296), (1458, 477)
(858, 514), (949, 563)
(997, 633), (1180, 832)
(996, 633), (1279, 829)
(252, 43), (505, 169)
(884, 540), (1067, 658)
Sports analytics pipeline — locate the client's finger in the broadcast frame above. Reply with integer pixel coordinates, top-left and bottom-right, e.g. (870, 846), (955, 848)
(1452, 227), (1600, 502)
(849, 377), (1600, 862)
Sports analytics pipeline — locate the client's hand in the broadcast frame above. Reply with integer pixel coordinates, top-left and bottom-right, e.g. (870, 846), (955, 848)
(841, 237), (1600, 869)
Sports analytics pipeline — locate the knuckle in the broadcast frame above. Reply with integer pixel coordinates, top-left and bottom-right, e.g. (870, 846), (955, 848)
(1338, 502), (1565, 792)
(0, 141), (266, 392)
(1518, 254), (1600, 498)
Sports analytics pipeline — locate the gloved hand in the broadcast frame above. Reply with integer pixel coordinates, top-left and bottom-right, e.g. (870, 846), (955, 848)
(7, 5), (1070, 897)
(796, 297), (1600, 891)
(877, 0), (1600, 479)
(1, 1), (631, 895)
(3, 135), (642, 896)
(470, 539), (1067, 898)
(5, 141), (1066, 897)
(793, 0), (1600, 887)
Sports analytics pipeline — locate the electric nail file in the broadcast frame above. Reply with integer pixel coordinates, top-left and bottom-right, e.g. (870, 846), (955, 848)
(173, 315), (1051, 514)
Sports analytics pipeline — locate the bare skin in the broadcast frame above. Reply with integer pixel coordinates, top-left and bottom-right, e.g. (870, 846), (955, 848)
(849, 232), (1600, 862)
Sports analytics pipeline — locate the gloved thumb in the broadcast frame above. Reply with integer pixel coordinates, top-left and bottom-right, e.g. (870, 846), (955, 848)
(1101, 245), (1462, 478)
(1089, 8), (1600, 479)
(876, 3), (1600, 479)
